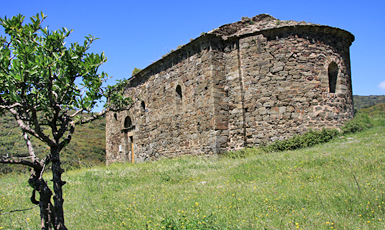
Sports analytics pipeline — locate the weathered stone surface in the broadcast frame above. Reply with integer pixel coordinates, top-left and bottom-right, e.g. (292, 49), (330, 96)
(106, 14), (354, 164)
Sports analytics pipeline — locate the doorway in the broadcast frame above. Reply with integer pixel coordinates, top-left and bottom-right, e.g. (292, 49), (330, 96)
(123, 115), (135, 164)
(129, 136), (134, 164)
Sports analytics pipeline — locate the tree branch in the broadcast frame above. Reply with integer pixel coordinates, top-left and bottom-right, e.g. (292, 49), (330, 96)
(0, 65), (9, 75)
(0, 101), (24, 110)
(30, 189), (39, 205)
(39, 154), (52, 180)
(23, 131), (37, 162)
(0, 157), (38, 169)
(107, 97), (137, 113)
(12, 107), (54, 146)
(74, 110), (107, 125)
(57, 114), (70, 140)
(58, 122), (75, 152)
(69, 109), (85, 118)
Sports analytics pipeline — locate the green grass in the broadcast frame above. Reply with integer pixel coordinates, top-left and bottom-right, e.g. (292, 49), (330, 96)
(1, 110), (385, 229)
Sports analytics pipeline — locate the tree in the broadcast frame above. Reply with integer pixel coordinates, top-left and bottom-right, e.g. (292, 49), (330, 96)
(0, 12), (131, 229)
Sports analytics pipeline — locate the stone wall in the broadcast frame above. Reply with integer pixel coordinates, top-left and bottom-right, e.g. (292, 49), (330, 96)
(106, 37), (223, 163)
(106, 15), (354, 164)
(237, 27), (354, 148)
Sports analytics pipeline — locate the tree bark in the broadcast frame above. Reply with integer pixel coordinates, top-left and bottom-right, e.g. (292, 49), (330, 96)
(51, 146), (67, 230)
(1, 148), (68, 229)
(28, 162), (54, 230)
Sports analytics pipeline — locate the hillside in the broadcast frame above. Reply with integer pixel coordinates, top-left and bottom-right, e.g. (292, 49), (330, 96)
(1, 95), (384, 174)
(358, 102), (385, 117)
(0, 112), (106, 174)
(0, 105), (384, 229)
(353, 95), (385, 110)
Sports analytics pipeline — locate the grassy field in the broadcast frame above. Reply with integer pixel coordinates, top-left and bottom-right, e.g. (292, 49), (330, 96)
(1, 118), (385, 229)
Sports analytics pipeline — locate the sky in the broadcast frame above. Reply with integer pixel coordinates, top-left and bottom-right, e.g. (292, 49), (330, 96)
(1, 0), (385, 99)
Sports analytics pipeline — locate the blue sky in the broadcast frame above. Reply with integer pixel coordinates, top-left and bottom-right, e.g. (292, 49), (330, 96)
(1, 0), (385, 98)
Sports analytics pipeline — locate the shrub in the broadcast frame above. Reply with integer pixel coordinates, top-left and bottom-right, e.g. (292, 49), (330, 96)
(341, 113), (372, 134)
(262, 113), (373, 153)
(262, 128), (339, 152)
(131, 67), (142, 76)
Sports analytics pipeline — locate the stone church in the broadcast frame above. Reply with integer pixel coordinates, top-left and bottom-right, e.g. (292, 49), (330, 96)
(106, 14), (354, 164)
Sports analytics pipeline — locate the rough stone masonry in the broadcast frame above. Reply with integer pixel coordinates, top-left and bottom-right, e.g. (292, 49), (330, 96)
(106, 14), (354, 164)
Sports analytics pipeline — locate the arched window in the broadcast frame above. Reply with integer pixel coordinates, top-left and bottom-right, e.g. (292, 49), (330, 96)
(176, 85), (182, 104)
(328, 62), (338, 93)
(141, 101), (146, 114)
(124, 116), (132, 128)
(176, 85), (182, 99)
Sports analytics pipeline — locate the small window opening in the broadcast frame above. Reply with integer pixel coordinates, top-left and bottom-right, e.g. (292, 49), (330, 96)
(141, 101), (146, 114)
(114, 113), (118, 120)
(124, 116), (132, 128)
(328, 62), (338, 93)
(176, 85), (182, 104)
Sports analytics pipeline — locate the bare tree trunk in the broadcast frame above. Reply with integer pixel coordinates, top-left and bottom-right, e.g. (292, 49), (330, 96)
(37, 180), (53, 229)
(51, 147), (67, 230)
(28, 163), (54, 230)
(1, 149), (67, 229)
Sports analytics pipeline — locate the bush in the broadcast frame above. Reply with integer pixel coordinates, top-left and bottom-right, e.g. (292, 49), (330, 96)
(262, 113), (373, 153)
(341, 113), (372, 134)
(262, 129), (338, 152)
(131, 67), (142, 76)
(262, 128), (339, 153)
